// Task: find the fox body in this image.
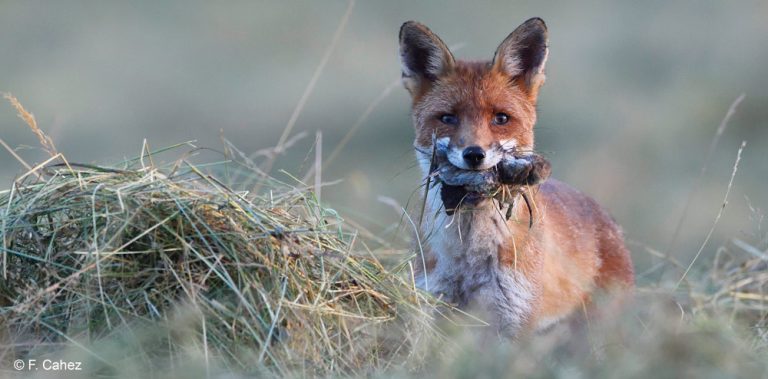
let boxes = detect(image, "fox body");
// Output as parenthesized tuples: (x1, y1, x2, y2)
(400, 18, 634, 336)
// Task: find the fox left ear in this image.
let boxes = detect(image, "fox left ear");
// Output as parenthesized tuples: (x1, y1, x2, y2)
(493, 17, 549, 100)
(399, 21, 455, 96)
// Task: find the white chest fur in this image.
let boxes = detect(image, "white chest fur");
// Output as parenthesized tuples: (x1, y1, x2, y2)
(415, 151, 535, 335)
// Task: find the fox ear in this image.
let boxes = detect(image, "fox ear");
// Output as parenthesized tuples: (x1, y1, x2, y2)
(493, 18, 549, 100)
(399, 21, 455, 94)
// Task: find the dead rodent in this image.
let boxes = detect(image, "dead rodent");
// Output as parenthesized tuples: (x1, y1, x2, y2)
(430, 145, 551, 216)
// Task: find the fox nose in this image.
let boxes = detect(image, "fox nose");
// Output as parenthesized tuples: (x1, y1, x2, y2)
(462, 146, 486, 167)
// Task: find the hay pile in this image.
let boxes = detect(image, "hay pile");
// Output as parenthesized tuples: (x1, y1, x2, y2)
(0, 153, 443, 376)
(693, 242, 768, 346)
(0, 98, 442, 377)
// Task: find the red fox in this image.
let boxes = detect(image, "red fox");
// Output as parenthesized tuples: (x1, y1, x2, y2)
(400, 18, 634, 336)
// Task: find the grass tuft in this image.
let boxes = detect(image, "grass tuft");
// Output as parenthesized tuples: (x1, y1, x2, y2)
(0, 142, 443, 377)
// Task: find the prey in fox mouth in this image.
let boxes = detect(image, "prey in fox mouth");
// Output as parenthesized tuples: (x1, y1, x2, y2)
(420, 138, 551, 218)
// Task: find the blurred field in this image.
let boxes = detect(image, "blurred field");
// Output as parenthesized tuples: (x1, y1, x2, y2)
(2, 0, 768, 377)
(2, 0, 768, 279)
(0, 1, 768, 280)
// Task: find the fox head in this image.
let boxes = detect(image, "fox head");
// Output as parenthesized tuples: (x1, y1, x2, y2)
(400, 18, 548, 172)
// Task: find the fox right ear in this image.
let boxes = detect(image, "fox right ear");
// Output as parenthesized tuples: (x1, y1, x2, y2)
(399, 21, 455, 95)
(493, 18, 549, 100)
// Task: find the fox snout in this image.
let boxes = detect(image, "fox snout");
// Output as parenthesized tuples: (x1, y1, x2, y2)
(452, 145, 498, 170)
(436, 137, 514, 171)
(462, 146, 486, 168)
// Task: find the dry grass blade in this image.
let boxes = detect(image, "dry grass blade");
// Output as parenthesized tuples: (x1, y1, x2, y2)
(259, 0, 355, 183)
(2, 93, 58, 157)
(677, 141, 747, 288)
(660, 94, 745, 280)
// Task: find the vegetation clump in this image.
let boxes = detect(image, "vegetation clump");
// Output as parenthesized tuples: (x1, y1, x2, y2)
(0, 96, 440, 377)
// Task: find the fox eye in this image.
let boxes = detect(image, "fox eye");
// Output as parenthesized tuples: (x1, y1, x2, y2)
(439, 114, 459, 125)
(493, 113, 510, 125)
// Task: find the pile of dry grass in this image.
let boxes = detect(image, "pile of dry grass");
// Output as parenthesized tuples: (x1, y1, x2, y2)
(0, 96, 443, 377)
(692, 241, 768, 349)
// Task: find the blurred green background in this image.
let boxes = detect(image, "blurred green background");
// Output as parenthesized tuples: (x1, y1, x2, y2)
(2, 0, 767, 281)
